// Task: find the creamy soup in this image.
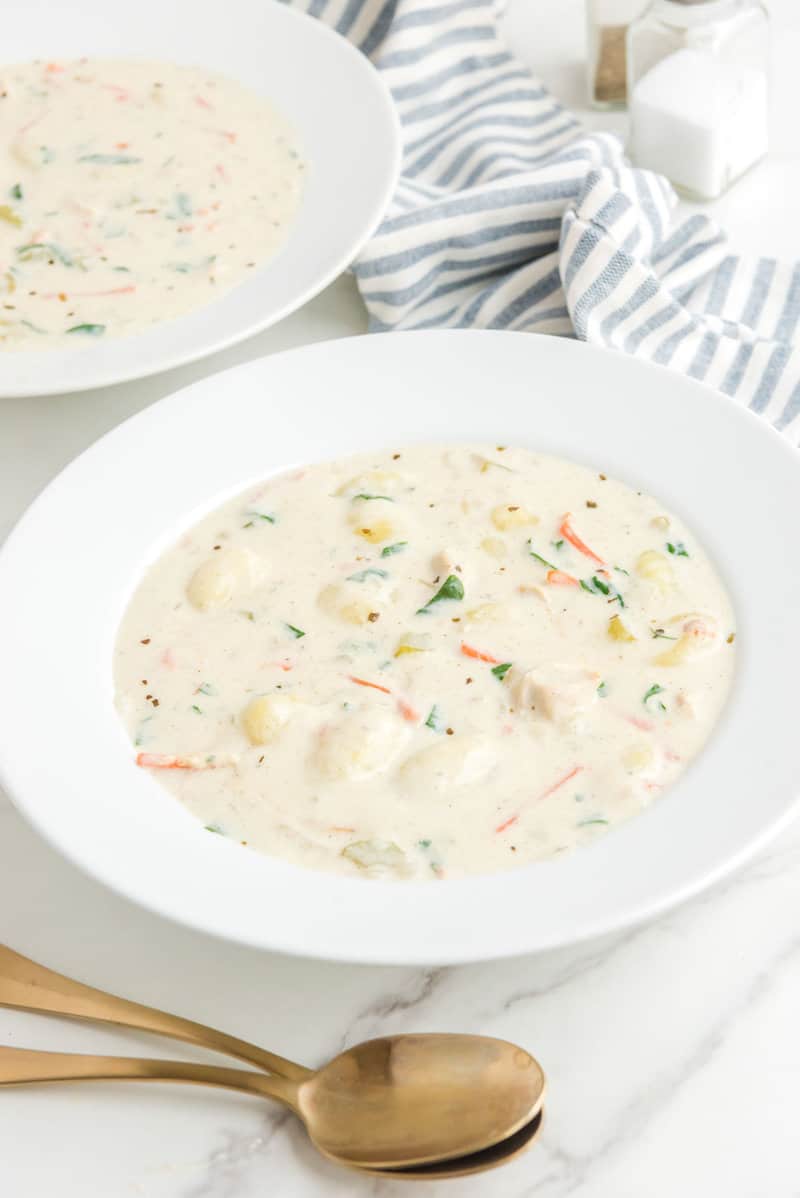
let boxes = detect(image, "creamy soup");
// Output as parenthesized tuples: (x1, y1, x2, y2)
(0, 59, 304, 347)
(114, 445, 736, 881)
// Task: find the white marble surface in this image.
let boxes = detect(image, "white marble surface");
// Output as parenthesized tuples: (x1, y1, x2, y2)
(2, 2, 800, 1194)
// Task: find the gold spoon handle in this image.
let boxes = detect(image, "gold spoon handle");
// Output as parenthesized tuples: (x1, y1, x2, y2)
(0, 945, 310, 1081)
(0, 1044, 300, 1108)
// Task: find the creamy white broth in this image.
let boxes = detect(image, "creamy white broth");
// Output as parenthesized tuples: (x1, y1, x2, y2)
(0, 59, 304, 347)
(114, 445, 736, 880)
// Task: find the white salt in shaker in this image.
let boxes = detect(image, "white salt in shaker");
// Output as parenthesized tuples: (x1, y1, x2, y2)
(627, 0, 769, 199)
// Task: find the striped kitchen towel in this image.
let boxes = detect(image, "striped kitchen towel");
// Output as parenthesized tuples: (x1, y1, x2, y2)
(292, 0, 800, 439)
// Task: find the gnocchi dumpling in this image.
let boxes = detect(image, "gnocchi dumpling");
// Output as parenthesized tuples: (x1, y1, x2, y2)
(464, 602, 514, 624)
(490, 504, 539, 531)
(510, 663, 600, 724)
(399, 737, 496, 794)
(314, 706, 409, 780)
(341, 839, 411, 878)
(187, 547, 263, 611)
(335, 470, 407, 499)
(635, 550, 674, 593)
(480, 536, 508, 560)
(318, 575, 391, 625)
(346, 497, 399, 545)
(241, 694, 300, 746)
(654, 614, 720, 666)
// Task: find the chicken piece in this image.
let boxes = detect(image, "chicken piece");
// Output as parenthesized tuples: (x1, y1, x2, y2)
(510, 663, 600, 724)
(431, 547, 467, 581)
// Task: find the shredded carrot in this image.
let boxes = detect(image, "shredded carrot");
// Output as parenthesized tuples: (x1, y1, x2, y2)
(460, 642, 500, 664)
(396, 698, 420, 723)
(194, 95, 213, 110)
(42, 285, 136, 300)
(539, 764, 584, 800)
(496, 765, 584, 834)
(546, 569, 579, 587)
(136, 753, 198, 770)
(136, 752, 235, 771)
(102, 84, 130, 102)
(625, 714, 654, 732)
(348, 675, 392, 695)
(495, 815, 518, 834)
(45, 63, 65, 74)
(559, 514, 606, 567)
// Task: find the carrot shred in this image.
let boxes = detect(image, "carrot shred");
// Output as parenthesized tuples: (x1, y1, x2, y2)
(460, 642, 500, 664)
(495, 815, 518, 834)
(496, 765, 584, 834)
(626, 714, 654, 732)
(539, 764, 584, 800)
(348, 675, 392, 695)
(136, 753, 195, 770)
(559, 514, 606, 567)
(546, 569, 579, 587)
(397, 698, 420, 723)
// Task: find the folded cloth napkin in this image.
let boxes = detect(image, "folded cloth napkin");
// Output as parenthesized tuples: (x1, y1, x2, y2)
(292, 0, 800, 439)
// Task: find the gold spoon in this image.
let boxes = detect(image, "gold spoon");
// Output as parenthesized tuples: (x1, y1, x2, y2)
(0, 1041, 544, 1178)
(0, 946, 545, 1174)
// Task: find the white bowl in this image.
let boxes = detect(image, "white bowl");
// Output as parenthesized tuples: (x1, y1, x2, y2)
(0, 0, 400, 397)
(0, 331, 797, 964)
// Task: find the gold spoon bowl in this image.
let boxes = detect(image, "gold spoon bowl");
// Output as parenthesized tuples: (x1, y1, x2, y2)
(0, 946, 545, 1177)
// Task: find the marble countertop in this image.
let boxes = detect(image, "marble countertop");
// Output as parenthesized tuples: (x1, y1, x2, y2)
(3, 2, 800, 1194)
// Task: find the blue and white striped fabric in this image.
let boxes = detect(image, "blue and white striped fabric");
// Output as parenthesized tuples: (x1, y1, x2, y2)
(292, 0, 800, 439)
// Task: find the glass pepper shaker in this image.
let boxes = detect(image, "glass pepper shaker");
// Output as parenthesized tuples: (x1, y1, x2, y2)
(586, 1, 649, 109)
(627, 0, 770, 199)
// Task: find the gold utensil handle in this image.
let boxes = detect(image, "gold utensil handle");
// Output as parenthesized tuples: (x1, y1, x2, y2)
(0, 1044, 300, 1108)
(0, 945, 309, 1081)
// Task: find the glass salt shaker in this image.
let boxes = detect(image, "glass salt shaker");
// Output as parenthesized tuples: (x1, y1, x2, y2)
(627, 0, 770, 199)
(586, 1, 649, 109)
